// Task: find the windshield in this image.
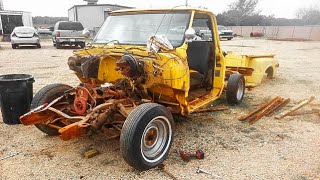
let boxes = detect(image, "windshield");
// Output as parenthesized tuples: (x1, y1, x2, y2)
(93, 12, 191, 47)
(58, 22, 84, 31)
(218, 25, 227, 31)
(14, 27, 35, 33)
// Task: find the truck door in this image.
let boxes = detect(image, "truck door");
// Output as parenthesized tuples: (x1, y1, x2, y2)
(187, 13, 215, 91)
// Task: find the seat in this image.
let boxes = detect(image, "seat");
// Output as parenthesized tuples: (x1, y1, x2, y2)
(187, 41, 214, 89)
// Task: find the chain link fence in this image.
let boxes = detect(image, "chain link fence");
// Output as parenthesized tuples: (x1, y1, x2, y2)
(228, 26, 320, 41)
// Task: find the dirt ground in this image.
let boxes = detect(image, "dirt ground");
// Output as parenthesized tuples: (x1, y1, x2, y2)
(0, 38, 319, 180)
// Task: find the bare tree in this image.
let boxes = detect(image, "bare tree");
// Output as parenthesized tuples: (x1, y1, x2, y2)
(228, 0, 260, 25)
(296, 7, 320, 25)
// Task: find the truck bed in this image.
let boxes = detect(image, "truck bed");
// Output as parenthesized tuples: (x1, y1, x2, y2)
(225, 53, 278, 87)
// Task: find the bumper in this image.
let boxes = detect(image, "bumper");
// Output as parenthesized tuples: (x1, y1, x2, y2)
(56, 38, 85, 44)
(11, 37, 40, 45)
(220, 35, 233, 39)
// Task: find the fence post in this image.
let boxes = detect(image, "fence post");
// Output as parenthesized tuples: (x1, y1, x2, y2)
(292, 26, 296, 39)
(309, 26, 313, 40)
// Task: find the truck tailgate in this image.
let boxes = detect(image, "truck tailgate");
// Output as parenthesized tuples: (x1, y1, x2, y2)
(58, 30, 83, 38)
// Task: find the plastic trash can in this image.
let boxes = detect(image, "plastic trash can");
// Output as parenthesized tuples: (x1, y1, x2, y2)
(0, 74, 34, 125)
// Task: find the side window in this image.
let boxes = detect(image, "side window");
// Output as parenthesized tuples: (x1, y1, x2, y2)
(55, 23, 59, 31)
(192, 13, 213, 41)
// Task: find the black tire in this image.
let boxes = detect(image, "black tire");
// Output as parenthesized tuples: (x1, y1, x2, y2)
(226, 74, 245, 105)
(227, 38, 233, 40)
(53, 43, 56, 47)
(56, 42, 61, 49)
(37, 44, 41, 48)
(12, 44, 17, 49)
(120, 103, 174, 171)
(200, 33, 205, 40)
(31, 83, 72, 136)
(80, 42, 85, 49)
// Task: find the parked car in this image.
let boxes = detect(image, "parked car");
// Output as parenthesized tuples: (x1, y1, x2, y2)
(52, 21, 86, 49)
(37, 28, 53, 35)
(170, 26, 187, 33)
(218, 25, 233, 40)
(10, 26, 41, 49)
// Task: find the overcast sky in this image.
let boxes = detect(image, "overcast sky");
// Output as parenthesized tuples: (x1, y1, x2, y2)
(2, 0, 320, 19)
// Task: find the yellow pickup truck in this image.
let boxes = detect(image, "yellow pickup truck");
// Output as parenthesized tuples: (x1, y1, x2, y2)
(20, 8, 278, 170)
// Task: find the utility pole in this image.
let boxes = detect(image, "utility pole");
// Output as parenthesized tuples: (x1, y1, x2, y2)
(185, 0, 188, 6)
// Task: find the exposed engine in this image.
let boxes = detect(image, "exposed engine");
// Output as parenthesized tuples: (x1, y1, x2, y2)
(116, 54, 145, 80)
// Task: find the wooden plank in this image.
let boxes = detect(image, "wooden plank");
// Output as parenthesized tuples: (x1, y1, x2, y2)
(265, 98, 291, 117)
(275, 96, 315, 119)
(288, 109, 320, 116)
(239, 97, 281, 121)
(249, 98, 284, 124)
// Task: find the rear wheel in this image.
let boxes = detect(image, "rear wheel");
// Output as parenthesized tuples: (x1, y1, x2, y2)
(56, 42, 61, 49)
(120, 103, 174, 171)
(31, 84, 73, 136)
(226, 74, 245, 105)
(12, 44, 17, 49)
(80, 42, 85, 49)
(227, 38, 233, 40)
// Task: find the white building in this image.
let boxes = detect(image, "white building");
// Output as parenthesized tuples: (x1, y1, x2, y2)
(68, 4, 132, 34)
(0, 0, 33, 35)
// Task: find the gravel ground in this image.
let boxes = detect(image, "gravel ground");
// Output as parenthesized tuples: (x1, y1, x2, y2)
(0, 38, 319, 180)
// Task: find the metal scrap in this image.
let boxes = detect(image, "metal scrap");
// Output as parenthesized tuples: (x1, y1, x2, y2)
(0, 152, 19, 161)
(275, 96, 315, 119)
(265, 98, 291, 117)
(239, 97, 290, 124)
(158, 164, 178, 180)
(196, 167, 222, 179)
(193, 106, 229, 113)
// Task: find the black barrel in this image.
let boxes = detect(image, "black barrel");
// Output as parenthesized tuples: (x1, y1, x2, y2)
(0, 74, 34, 125)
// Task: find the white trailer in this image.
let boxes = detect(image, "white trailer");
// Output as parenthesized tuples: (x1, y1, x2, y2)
(0, 10, 33, 35)
(68, 4, 132, 35)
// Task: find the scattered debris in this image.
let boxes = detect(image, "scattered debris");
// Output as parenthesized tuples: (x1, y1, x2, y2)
(287, 109, 320, 116)
(250, 32, 264, 37)
(83, 149, 100, 158)
(0, 152, 19, 161)
(239, 96, 289, 124)
(158, 164, 178, 180)
(265, 98, 291, 117)
(196, 167, 222, 179)
(147, 34, 173, 52)
(179, 149, 205, 161)
(193, 106, 229, 113)
(275, 96, 315, 119)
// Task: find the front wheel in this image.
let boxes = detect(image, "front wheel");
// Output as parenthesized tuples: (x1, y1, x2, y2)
(31, 83, 73, 136)
(120, 103, 174, 171)
(226, 74, 245, 105)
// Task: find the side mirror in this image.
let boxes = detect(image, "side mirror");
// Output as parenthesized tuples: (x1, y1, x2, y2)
(185, 28, 196, 40)
(83, 28, 90, 38)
